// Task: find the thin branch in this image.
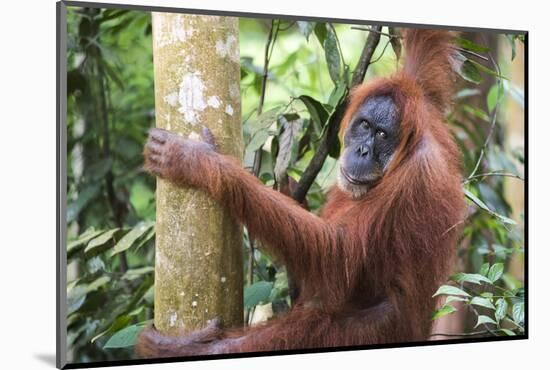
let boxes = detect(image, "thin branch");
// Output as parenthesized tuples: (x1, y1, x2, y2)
(278, 21, 295, 32)
(463, 171, 524, 184)
(467, 51, 503, 179)
(454, 46, 489, 61)
(430, 331, 493, 338)
(350, 26, 401, 39)
(467, 303, 499, 336)
(351, 26, 382, 87)
(368, 39, 392, 65)
(442, 218, 468, 236)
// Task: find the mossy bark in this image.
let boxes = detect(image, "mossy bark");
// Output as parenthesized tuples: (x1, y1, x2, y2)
(151, 13, 243, 334)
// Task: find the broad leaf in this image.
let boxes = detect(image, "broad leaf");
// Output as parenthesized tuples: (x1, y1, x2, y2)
(247, 107, 281, 138)
(445, 296, 468, 304)
(451, 53, 482, 84)
(470, 296, 495, 310)
(274, 115, 302, 185)
(296, 21, 315, 41)
(84, 228, 125, 257)
(475, 315, 497, 328)
(487, 263, 504, 283)
(67, 276, 111, 315)
(246, 129, 270, 153)
(498, 328, 516, 336)
(67, 184, 101, 223)
(103, 323, 147, 349)
(454, 37, 490, 53)
(433, 285, 471, 297)
(487, 83, 504, 113)
(122, 267, 154, 281)
(244, 281, 273, 308)
(388, 27, 402, 60)
(495, 298, 508, 322)
(67, 229, 104, 260)
(512, 302, 524, 324)
(110, 221, 154, 257)
(480, 263, 490, 277)
(464, 188, 517, 225)
(91, 315, 132, 343)
(299, 95, 329, 135)
(322, 24, 342, 85)
(432, 305, 456, 320)
(452, 272, 492, 285)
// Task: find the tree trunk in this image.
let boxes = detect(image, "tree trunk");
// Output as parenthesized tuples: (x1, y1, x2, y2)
(151, 13, 243, 334)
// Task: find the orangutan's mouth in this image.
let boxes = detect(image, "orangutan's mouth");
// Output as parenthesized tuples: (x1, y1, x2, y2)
(341, 169, 369, 186)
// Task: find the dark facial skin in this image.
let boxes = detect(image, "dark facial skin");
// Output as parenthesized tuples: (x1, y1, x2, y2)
(339, 95, 400, 197)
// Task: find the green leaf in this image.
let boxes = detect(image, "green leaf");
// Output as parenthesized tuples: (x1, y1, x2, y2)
(506, 35, 517, 60)
(470, 296, 495, 310)
(84, 228, 124, 257)
(67, 286, 87, 315)
(130, 181, 155, 219)
(135, 226, 156, 251)
(455, 88, 480, 99)
(122, 267, 154, 281)
(246, 129, 270, 153)
(445, 296, 468, 304)
(274, 115, 302, 184)
(269, 271, 290, 301)
(296, 21, 315, 41)
(110, 221, 154, 257)
(389, 27, 402, 60)
(487, 263, 504, 283)
(462, 104, 490, 123)
(464, 188, 517, 225)
(433, 285, 471, 297)
(498, 328, 516, 336)
(475, 315, 497, 328)
(480, 263, 490, 277)
(487, 83, 504, 113)
(495, 298, 508, 322)
(91, 315, 132, 343)
(67, 228, 104, 259)
(67, 184, 101, 223)
(313, 22, 328, 46)
(502, 273, 522, 291)
(103, 323, 147, 349)
(244, 281, 273, 308)
(87, 276, 111, 291)
(100, 58, 124, 90)
(432, 305, 456, 320)
(327, 81, 347, 110)
(454, 37, 490, 53)
(454, 56, 482, 84)
(87, 256, 105, 274)
(452, 272, 492, 285)
(469, 59, 509, 80)
(247, 107, 281, 137)
(324, 29, 341, 84)
(512, 302, 524, 324)
(67, 276, 111, 315)
(298, 95, 329, 135)
(86, 158, 113, 181)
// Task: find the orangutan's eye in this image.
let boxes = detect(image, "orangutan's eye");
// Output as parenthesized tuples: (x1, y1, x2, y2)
(376, 130, 387, 139)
